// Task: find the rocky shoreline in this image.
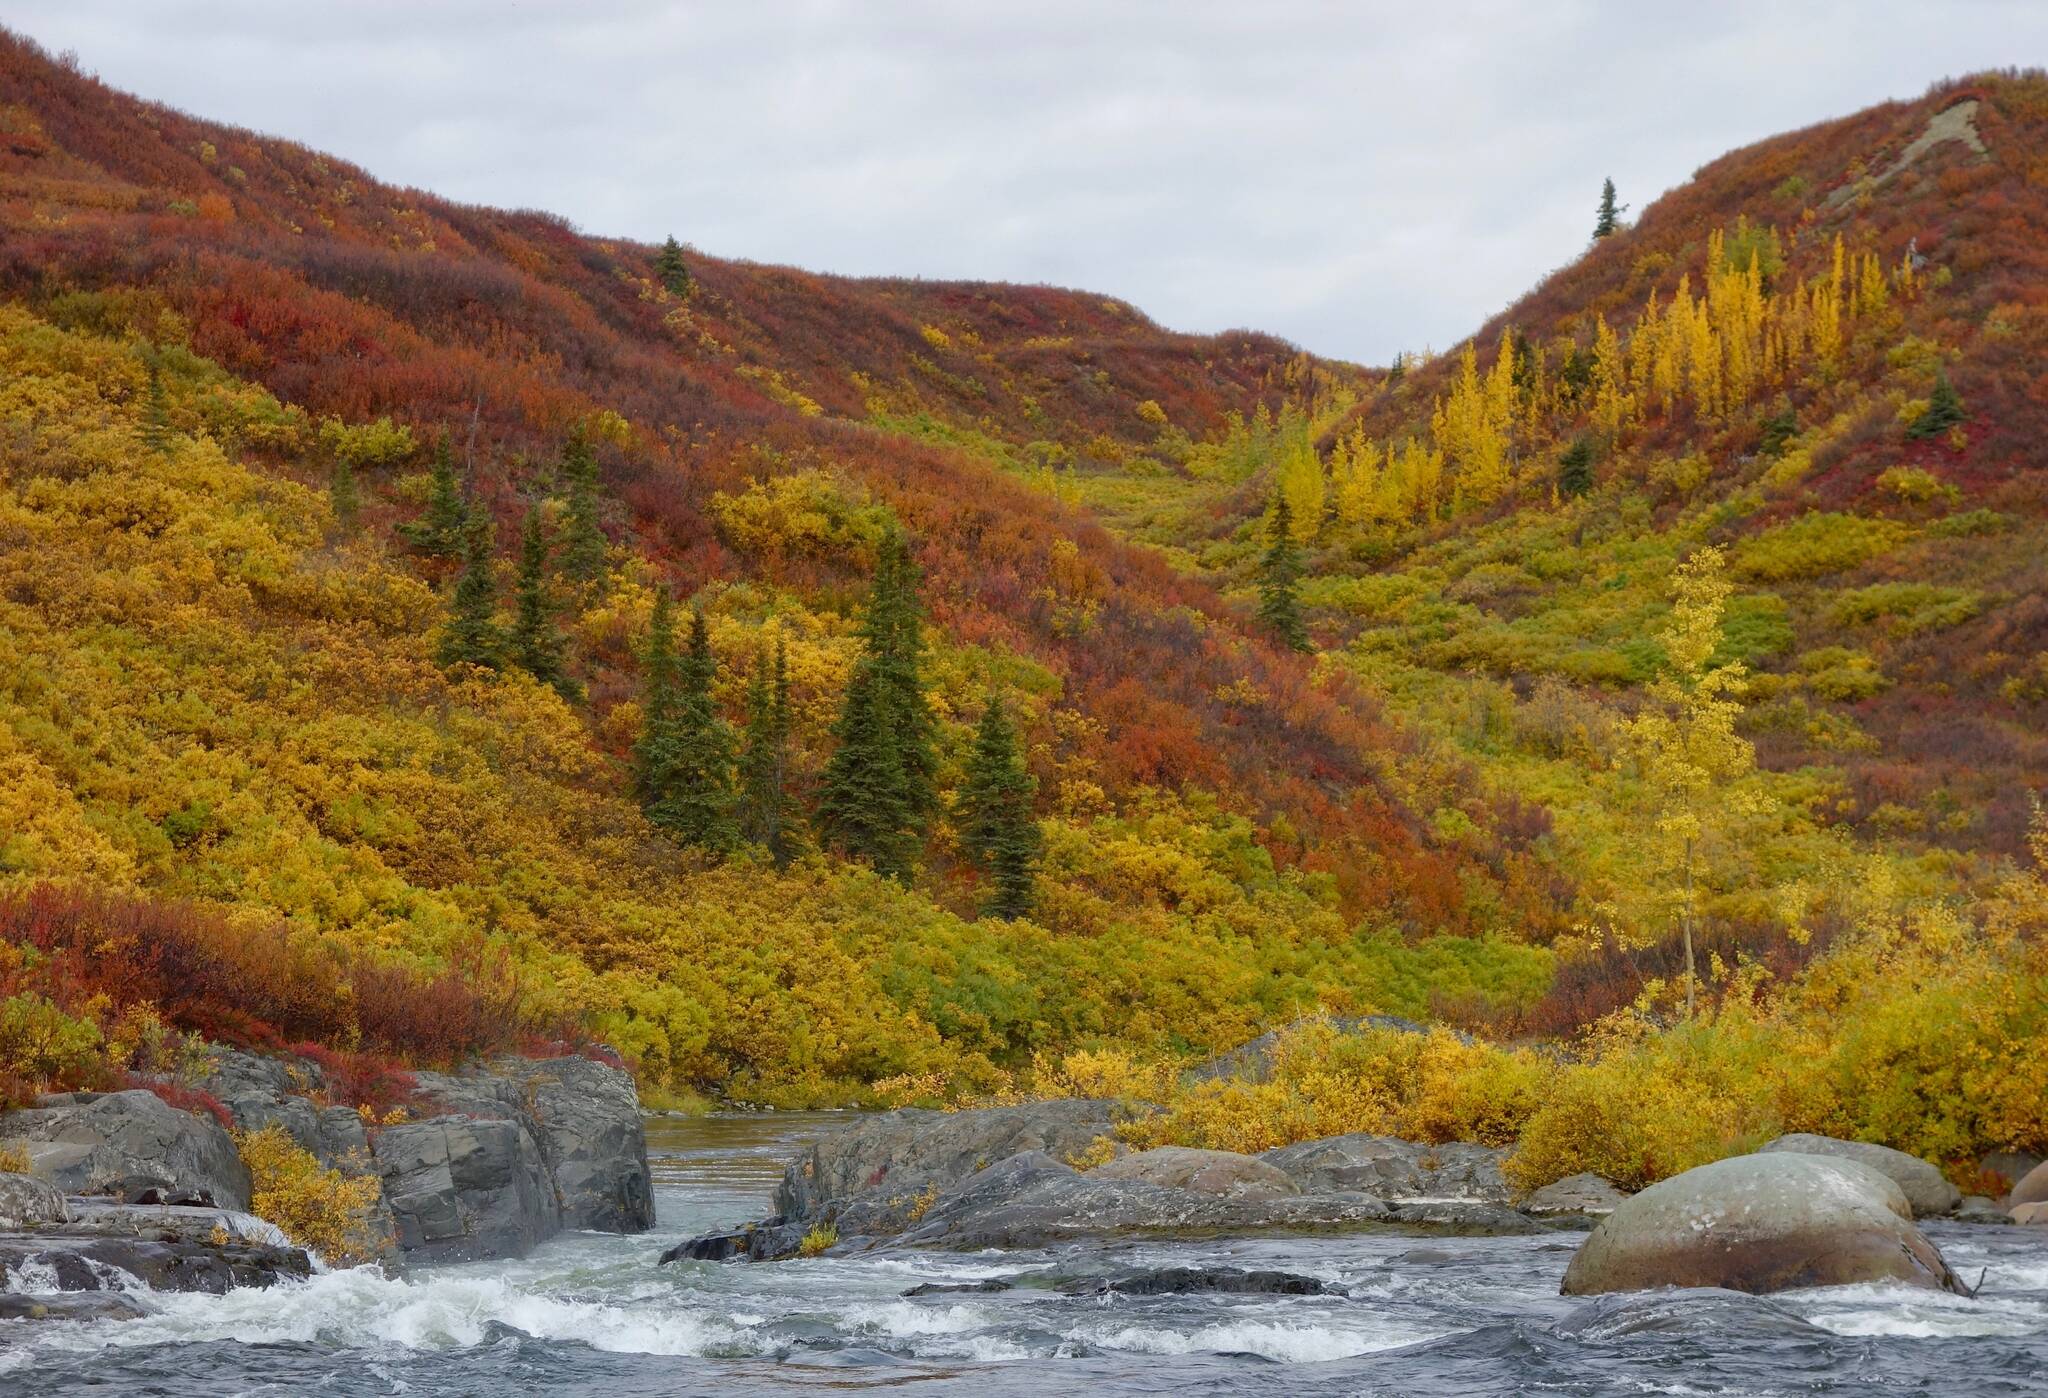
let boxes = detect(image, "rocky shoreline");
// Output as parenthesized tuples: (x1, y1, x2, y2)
(0, 1048, 656, 1315)
(662, 1098, 2041, 1293)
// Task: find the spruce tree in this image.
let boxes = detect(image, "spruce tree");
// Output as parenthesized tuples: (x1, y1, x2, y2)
(330, 456, 361, 533)
(509, 505, 580, 701)
(633, 588, 683, 803)
(1558, 437, 1595, 498)
(402, 437, 470, 557)
(957, 693, 1040, 920)
(1256, 493, 1311, 653)
(655, 236, 692, 297)
(817, 534, 937, 879)
(436, 518, 502, 672)
(1593, 178, 1625, 240)
(646, 607, 737, 852)
(555, 430, 608, 589)
(140, 358, 172, 455)
(738, 637, 797, 867)
(1907, 369, 1965, 439)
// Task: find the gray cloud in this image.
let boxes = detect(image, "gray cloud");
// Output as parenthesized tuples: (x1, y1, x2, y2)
(10, 1, 2043, 361)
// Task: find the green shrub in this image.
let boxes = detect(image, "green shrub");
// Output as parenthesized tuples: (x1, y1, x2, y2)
(1733, 513, 1910, 582)
(1828, 583, 1984, 636)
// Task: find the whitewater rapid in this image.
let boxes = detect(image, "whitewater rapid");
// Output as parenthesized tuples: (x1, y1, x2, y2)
(5, 1112, 2046, 1396)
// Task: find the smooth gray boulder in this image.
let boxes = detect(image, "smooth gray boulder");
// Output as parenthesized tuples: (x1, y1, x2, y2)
(485, 1057, 654, 1232)
(0, 1171, 70, 1228)
(774, 1100, 1124, 1220)
(370, 1115, 559, 1263)
(2006, 1158, 2048, 1210)
(1523, 1172, 1629, 1216)
(1757, 1134, 1960, 1217)
(1090, 1146, 1301, 1200)
(1560, 1153, 1965, 1297)
(0, 1090, 250, 1210)
(1260, 1133, 1509, 1202)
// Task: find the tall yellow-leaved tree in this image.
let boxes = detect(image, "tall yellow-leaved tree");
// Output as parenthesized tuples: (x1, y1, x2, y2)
(1625, 546, 1766, 1017)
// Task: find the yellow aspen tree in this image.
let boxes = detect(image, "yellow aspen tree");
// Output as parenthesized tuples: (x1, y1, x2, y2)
(1623, 546, 1767, 1018)
(1856, 250, 1889, 319)
(1896, 250, 1917, 301)
(1276, 424, 1325, 544)
(1592, 314, 1631, 435)
(1332, 430, 1381, 528)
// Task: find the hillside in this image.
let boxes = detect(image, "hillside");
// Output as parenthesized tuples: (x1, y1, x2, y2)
(0, 31, 2045, 1181)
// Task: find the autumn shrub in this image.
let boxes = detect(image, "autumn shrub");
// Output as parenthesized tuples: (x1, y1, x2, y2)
(236, 1124, 388, 1266)
(1732, 513, 1911, 582)
(0, 1144, 29, 1173)
(0, 992, 104, 1095)
(129, 1077, 233, 1131)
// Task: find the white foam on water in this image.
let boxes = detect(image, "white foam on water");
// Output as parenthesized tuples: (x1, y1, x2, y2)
(840, 1299, 1008, 1338)
(1790, 1280, 2048, 1340)
(1073, 1316, 1443, 1364)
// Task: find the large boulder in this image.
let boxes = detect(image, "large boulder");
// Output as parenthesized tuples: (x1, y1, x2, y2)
(1560, 1153, 1965, 1297)
(0, 1171, 70, 1228)
(1090, 1146, 1301, 1200)
(0, 1232, 310, 1294)
(0, 1090, 250, 1210)
(369, 1115, 560, 1263)
(2006, 1159, 2048, 1210)
(1260, 1133, 1510, 1202)
(1757, 1134, 1960, 1217)
(485, 1057, 654, 1232)
(774, 1100, 1123, 1220)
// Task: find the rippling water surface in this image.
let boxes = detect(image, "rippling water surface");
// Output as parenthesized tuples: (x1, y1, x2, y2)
(6, 1111, 2047, 1396)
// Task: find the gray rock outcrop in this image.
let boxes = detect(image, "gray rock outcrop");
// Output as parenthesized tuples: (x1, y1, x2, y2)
(1090, 1146, 1301, 1200)
(484, 1056, 654, 1232)
(0, 1171, 70, 1229)
(0, 1090, 250, 1210)
(1756, 1133, 1960, 1217)
(370, 1115, 560, 1264)
(1560, 1153, 1965, 1297)
(1522, 1172, 1629, 1216)
(1260, 1133, 1510, 1202)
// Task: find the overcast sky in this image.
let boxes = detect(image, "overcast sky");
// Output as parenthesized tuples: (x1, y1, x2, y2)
(10, 2, 2044, 362)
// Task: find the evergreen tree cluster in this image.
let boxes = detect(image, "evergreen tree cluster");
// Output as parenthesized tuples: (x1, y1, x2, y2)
(1257, 492, 1311, 652)
(655, 236, 693, 297)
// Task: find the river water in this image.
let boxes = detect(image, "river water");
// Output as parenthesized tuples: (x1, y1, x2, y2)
(5, 1111, 2047, 1395)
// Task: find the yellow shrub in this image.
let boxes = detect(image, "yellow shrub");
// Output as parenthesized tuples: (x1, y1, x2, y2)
(798, 1222, 838, 1257)
(0, 1144, 30, 1173)
(236, 1125, 387, 1267)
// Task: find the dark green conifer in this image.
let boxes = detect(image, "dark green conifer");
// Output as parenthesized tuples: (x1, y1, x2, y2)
(140, 358, 172, 455)
(655, 236, 692, 297)
(330, 456, 361, 533)
(738, 637, 797, 867)
(1594, 178, 1625, 240)
(957, 693, 1040, 920)
(817, 534, 936, 878)
(1558, 437, 1595, 498)
(645, 607, 737, 852)
(1256, 493, 1311, 653)
(633, 588, 683, 803)
(1907, 369, 1965, 439)
(509, 505, 580, 701)
(401, 437, 470, 557)
(1757, 406, 1798, 458)
(436, 517, 502, 672)
(555, 430, 608, 589)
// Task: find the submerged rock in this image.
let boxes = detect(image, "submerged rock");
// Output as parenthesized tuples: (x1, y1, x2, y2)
(901, 1278, 1014, 1296)
(1054, 1266, 1336, 1297)
(0, 1090, 251, 1210)
(660, 1219, 808, 1264)
(1260, 1133, 1510, 1203)
(1090, 1146, 1300, 1200)
(1757, 1134, 1961, 1217)
(0, 1291, 153, 1323)
(1387, 1199, 1543, 1234)
(1560, 1154, 1965, 1297)
(1955, 1195, 2014, 1225)
(1554, 1286, 1824, 1340)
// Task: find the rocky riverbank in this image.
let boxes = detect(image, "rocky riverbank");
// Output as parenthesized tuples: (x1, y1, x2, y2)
(0, 1048, 656, 1314)
(660, 1099, 2037, 1283)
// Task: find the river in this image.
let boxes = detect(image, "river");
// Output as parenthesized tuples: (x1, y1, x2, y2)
(5, 1111, 2047, 1395)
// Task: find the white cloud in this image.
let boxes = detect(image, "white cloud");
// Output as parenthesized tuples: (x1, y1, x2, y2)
(10, 0, 2044, 360)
